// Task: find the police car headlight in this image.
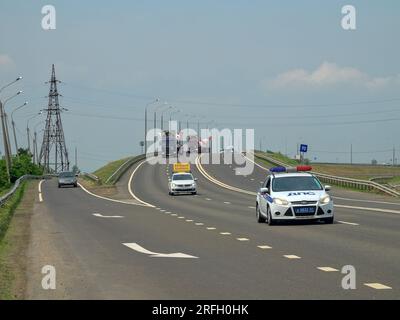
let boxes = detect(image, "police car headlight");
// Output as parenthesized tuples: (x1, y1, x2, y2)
(320, 195, 331, 204)
(273, 198, 289, 206)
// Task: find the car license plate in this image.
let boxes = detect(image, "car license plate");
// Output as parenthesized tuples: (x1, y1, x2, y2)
(294, 206, 315, 215)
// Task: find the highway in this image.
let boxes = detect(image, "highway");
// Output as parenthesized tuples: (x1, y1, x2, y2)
(30, 153, 400, 299)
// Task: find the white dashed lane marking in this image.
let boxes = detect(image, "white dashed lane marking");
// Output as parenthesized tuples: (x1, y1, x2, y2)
(317, 267, 339, 272)
(257, 245, 272, 249)
(205, 198, 212, 201)
(206, 227, 216, 230)
(248, 206, 256, 209)
(220, 232, 231, 235)
(284, 255, 301, 259)
(364, 283, 392, 290)
(195, 223, 204, 226)
(178, 216, 185, 219)
(223, 201, 231, 204)
(186, 219, 193, 222)
(39, 193, 43, 202)
(338, 220, 359, 226)
(237, 238, 249, 241)
(171, 214, 178, 216)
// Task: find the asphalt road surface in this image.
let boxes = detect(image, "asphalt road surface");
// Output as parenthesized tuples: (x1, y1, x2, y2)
(31, 153, 400, 299)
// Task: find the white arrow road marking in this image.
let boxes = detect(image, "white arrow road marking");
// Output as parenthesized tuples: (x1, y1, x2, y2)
(93, 213, 124, 218)
(122, 243, 198, 258)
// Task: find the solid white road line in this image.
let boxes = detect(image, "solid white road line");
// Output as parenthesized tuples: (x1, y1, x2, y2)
(195, 155, 256, 196)
(93, 213, 124, 218)
(128, 160, 156, 207)
(364, 283, 392, 290)
(39, 193, 43, 202)
(333, 196, 400, 206)
(197, 155, 400, 215)
(338, 220, 359, 226)
(123, 243, 198, 258)
(317, 267, 339, 272)
(283, 255, 301, 259)
(257, 245, 272, 249)
(78, 182, 147, 206)
(335, 204, 400, 215)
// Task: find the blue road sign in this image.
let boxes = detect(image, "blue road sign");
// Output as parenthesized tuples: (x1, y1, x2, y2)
(300, 144, 308, 153)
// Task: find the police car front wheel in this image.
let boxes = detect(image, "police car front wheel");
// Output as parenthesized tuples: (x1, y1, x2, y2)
(266, 206, 275, 226)
(256, 204, 266, 223)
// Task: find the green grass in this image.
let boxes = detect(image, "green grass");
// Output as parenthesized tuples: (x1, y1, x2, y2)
(256, 150, 299, 166)
(93, 157, 131, 184)
(0, 182, 26, 300)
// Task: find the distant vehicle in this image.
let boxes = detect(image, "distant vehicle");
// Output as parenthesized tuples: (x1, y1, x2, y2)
(169, 163, 197, 195)
(256, 166, 334, 225)
(168, 172, 197, 195)
(58, 171, 78, 188)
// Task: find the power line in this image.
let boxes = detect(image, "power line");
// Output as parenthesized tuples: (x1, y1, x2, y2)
(62, 82, 400, 109)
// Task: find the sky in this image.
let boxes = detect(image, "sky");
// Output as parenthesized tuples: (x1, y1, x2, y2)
(0, 0, 399, 171)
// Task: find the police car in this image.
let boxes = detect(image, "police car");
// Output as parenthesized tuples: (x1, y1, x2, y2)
(256, 166, 334, 225)
(168, 163, 197, 195)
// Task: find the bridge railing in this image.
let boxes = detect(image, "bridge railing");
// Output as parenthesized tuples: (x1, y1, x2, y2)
(105, 154, 146, 185)
(0, 175, 51, 207)
(253, 152, 400, 198)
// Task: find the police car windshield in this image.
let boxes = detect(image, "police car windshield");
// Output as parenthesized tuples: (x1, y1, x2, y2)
(173, 174, 193, 181)
(272, 176, 322, 192)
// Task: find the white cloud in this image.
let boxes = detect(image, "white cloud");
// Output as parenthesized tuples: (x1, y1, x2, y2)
(266, 61, 397, 90)
(0, 54, 14, 67)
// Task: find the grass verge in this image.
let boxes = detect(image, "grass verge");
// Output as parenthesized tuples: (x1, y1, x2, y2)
(93, 157, 131, 184)
(0, 181, 27, 300)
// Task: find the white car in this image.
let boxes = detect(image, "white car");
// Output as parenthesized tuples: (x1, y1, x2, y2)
(169, 172, 197, 195)
(256, 166, 334, 225)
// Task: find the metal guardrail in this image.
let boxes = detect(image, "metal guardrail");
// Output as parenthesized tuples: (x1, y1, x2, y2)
(106, 154, 146, 184)
(82, 154, 146, 185)
(253, 152, 400, 198)
(82, 172, 100, 183)
(0, 174, 51, 207)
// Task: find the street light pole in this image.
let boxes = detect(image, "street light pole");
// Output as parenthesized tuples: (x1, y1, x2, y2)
(10, 101, 28, 156)
(0, 77, 22, 182)
(0, 101, 11, 182)
(160, 106, 172, 132)
(144, 99, 159, 154)
(3, 91, 23, 159)
(26, 112, 42, 155)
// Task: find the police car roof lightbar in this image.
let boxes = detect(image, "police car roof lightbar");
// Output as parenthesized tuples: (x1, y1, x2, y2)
(269, 166, 312, 173)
